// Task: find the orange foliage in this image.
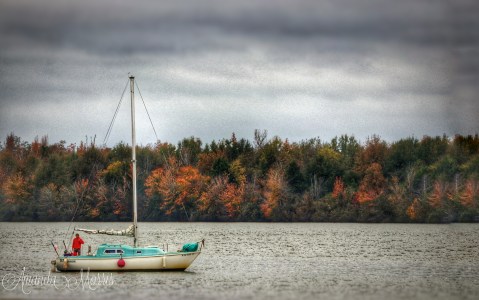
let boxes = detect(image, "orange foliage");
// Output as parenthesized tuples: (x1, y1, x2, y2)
(2, 174, 31, 204)
(145, 158, 209, 216)
(197, 176, 245, 218)
(332, 177, 345, 199)
(459, 180, 478, 208)
(144, 168, 164, 198)
(355, 163, 385, 203)
(198, 176, 227, 214)
(175, 166, 208, 207)
(222, 182, 245, 218)
(261, 167, 289, 219)
(355, 135, 387, 174)
(31, 137, 41, 157)
(113, 200, 127, 216)
(407, 198, 421, 221)
(74, 178, 89, 196)
(355, 190, 377, 204)
(428, 181, 446, 208)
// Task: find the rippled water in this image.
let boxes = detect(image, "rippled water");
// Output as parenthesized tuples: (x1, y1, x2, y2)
(0, 223, 478, 300)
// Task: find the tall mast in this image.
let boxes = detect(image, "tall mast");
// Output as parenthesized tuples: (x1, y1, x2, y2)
(129, 75, 138, 247)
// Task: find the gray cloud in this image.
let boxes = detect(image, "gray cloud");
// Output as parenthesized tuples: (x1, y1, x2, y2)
(0, 0, 478, 145)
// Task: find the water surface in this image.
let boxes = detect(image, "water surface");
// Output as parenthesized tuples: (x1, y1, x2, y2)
(0, 223, 478, 299)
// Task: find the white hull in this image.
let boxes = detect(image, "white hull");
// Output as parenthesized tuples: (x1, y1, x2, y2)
(54, 252, 200, 272)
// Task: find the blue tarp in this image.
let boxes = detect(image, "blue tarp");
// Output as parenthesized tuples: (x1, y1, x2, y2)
(181, 242, 198, 252)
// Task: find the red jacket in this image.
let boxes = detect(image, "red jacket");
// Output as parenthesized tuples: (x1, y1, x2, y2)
(72, 237, 84, 249)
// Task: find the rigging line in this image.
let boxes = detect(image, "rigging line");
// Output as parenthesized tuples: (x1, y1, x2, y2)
(103, 79, 129, 145)
(63, 190, 83, 243)
(105, 79, 129, 144)
(135, 80, 159, 141)
(104, 80, 128, 145)
(63, 180, 88, 244)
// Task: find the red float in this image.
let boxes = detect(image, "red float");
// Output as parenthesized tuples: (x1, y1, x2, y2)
(117, 258, 125, 268)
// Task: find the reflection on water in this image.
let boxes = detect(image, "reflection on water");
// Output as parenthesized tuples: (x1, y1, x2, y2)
(1, 223, 478, 299)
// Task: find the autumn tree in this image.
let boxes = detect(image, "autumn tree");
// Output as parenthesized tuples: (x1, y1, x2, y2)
(1, 173, 33, 220)
(459, 179, 478, 208)
(198, 176, 228, 220)
(2, 131, 479, 222)
(222, 181, 246, 219)
(261, 166, 293, 221)
(407, 198, 425, 221)
(332, 177, 346, 200)
(38, 183, 75, 221)
(2, 173, 32, 205)
(425, 180, 453, 222)
(145, 157, 209, 220)
(229, 159, 246, 185)
(455, 179, 479, 221)
(355, 163, 386, 203)
(428, 181, 449, 209)
(355, 135, 388, 176)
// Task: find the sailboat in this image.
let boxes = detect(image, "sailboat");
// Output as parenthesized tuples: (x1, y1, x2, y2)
(51, 75, 203, 271)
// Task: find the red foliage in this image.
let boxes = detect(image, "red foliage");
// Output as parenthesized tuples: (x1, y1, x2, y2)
(332, 177, 345, 200)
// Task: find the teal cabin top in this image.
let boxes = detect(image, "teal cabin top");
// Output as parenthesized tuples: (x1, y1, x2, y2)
(95, 244, 166, 257)
(61, 242, 199, 258)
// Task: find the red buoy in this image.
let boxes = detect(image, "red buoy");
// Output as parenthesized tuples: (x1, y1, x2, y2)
(117, 258, 125, 268)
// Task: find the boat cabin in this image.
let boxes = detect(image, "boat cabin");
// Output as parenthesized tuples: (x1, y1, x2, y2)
(95, 244, 165, 257)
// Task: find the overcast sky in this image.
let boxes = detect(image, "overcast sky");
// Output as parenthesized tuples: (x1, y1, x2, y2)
(0, 0, 478, 146)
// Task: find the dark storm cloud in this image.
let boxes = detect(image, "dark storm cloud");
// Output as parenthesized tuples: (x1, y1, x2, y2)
(0, 0, 478, 145)
(0, 0, 453, 54)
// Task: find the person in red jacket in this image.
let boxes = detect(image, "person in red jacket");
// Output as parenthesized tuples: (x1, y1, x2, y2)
(72, 233, 84, 256)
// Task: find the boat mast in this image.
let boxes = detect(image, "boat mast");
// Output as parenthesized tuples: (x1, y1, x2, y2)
(129, 74, 139, 247)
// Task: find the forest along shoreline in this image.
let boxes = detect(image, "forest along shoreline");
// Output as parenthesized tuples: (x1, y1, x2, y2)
(1, 131, 478, 223)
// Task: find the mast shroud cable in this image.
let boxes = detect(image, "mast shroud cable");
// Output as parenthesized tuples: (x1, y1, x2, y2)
(135, 80, 159, 142)
(103, 79, 129, 145)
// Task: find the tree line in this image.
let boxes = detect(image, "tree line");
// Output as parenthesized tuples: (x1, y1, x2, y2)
(1, 131, 478, 222)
